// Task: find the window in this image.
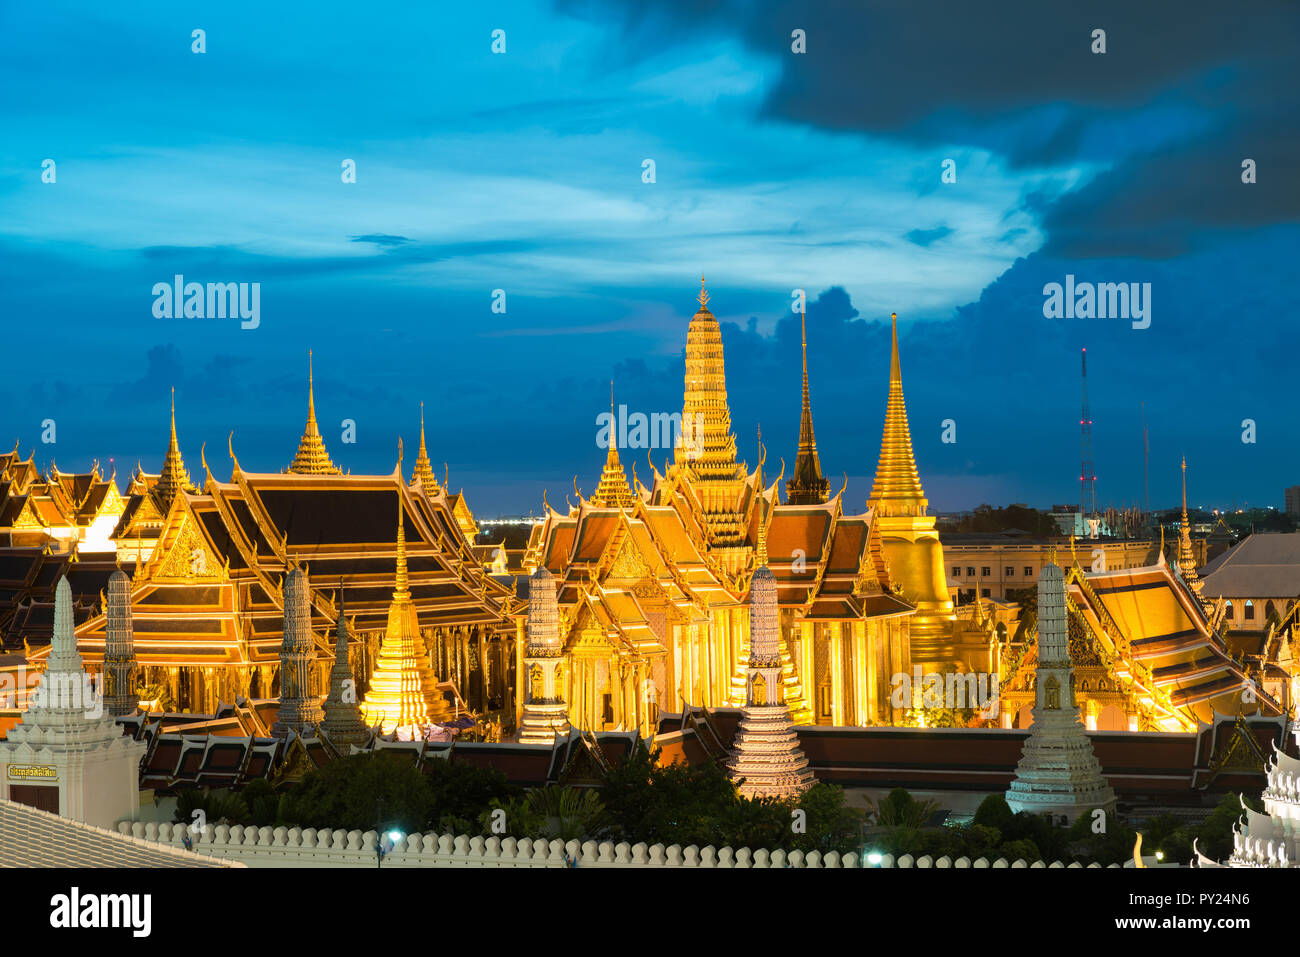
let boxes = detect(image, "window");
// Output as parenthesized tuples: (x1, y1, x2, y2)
(1024, 566, 1033, 577)
(1245, 601, 1255, 621)
(981, 567, 991, 577)
(981, 588, 991, 598)
(1225, 601, 1234, 620)
(952, 566, 961, 577)
(967, 567, 976, 577)
(1005, 566, 1015, 577)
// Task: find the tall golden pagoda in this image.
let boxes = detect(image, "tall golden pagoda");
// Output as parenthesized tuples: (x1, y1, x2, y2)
(287, 350, 342, 475)
(867, 313, 956, 666)
(673, 278, 747, 546)
(359, 465, 451, 733)
(155, 388, 197, 513)
(590, 385, 635, 509)
(786, 303, 830, 505)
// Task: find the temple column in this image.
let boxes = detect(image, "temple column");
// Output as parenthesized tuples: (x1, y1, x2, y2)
(865, 620, 880, 724)
(515, 618, 525, 729)
(478, 628, 488, 711)
(851, 621, 865, 726)
(830, 621, 845, 726)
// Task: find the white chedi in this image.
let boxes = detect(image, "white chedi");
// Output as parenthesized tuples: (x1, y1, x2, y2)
(727, 565, 813, 799)
(1005, 563, 1115, 823)
(1226, 739, 1300, 867)
(518, 568, 572, 744)
(0, 576, 147, 827)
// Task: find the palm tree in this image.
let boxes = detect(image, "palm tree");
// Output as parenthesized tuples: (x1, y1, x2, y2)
(526, 785, 607, 840)
(866, 788, 940, 828)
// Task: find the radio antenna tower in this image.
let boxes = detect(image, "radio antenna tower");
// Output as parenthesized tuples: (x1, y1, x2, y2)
(1080, 348, 1097, 519)
(1141, 402, 1149, 515)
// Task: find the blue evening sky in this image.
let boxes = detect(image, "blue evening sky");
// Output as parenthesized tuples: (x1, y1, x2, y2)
(1, 1, 1297, 515)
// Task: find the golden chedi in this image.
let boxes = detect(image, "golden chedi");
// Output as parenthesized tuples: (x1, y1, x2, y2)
(360, 489, 451, 734)
(867, 313, 956, 667)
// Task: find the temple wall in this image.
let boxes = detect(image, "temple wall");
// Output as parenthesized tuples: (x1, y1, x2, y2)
(113, 820, 1128, 868)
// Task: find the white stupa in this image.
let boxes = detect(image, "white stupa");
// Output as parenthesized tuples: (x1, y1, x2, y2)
(517, 568, 572, 744)
(727, 453, 813, 800)
(1225, 728, 1300, 867)
(1006, 562, 1116, 823)
(0, 576, 146, 827)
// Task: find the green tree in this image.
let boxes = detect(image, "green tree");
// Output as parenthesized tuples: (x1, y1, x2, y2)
(279, 752, 432, 832)
(867, 788, 939, 828)
(174, 787, 250, 827)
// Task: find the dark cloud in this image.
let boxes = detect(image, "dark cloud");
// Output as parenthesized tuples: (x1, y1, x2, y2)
(560, 0, 1300, 257)
(905, 226, 954, 247)
(350, 234, 412, 247)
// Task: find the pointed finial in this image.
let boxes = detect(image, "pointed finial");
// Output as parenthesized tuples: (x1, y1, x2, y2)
(697, 276, 710, 310)
(394, 486, 410, 600)
(756, 424, 768, 568)
(889, 312, 902, 383)
(801, 298, 809, 372)
(1182, 456, 1189, 517)
(170, 386, 177, 441)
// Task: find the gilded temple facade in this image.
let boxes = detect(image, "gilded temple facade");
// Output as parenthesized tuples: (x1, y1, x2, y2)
(999, 549, 1280, 732)
(26, 367, 517, 722)
(520, 284, 989, 736)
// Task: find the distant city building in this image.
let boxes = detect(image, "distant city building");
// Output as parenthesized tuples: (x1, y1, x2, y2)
(1286, 486, 1300, 517)
(944, 536, 1172, 602)
(1201, 532, 1300, 634)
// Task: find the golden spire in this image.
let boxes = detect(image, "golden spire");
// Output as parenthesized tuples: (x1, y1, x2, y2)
(412, 402, 439, 491)
(675, 278, 744, 483)
(1178, 457, 1203, 594)
(287, 350, 342, 475)
(591, 381, 634, 509)
(755, 425, 768, 568)
(787, 299, 830, 505)
(155, 387, 196, 512)
(395, 484, 410, 600)
(867, 312, 927, 517)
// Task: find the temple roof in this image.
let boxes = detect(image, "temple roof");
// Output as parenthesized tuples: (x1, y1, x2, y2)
(0, 797, 240, 868)
(60, 467, 513, 666)
(528, 468, 908, 625)
(1069, 561, 1279, 723)
(1200, 532, 1300, 598)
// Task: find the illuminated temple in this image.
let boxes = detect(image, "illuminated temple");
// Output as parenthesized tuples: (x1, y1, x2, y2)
(0, 284, 1285, 750)
(17, 363, 516, 722)
(520, 283, 998, 736)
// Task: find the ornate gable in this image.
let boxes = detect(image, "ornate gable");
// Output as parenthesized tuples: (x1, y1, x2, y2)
(143, 500, 226, 584)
